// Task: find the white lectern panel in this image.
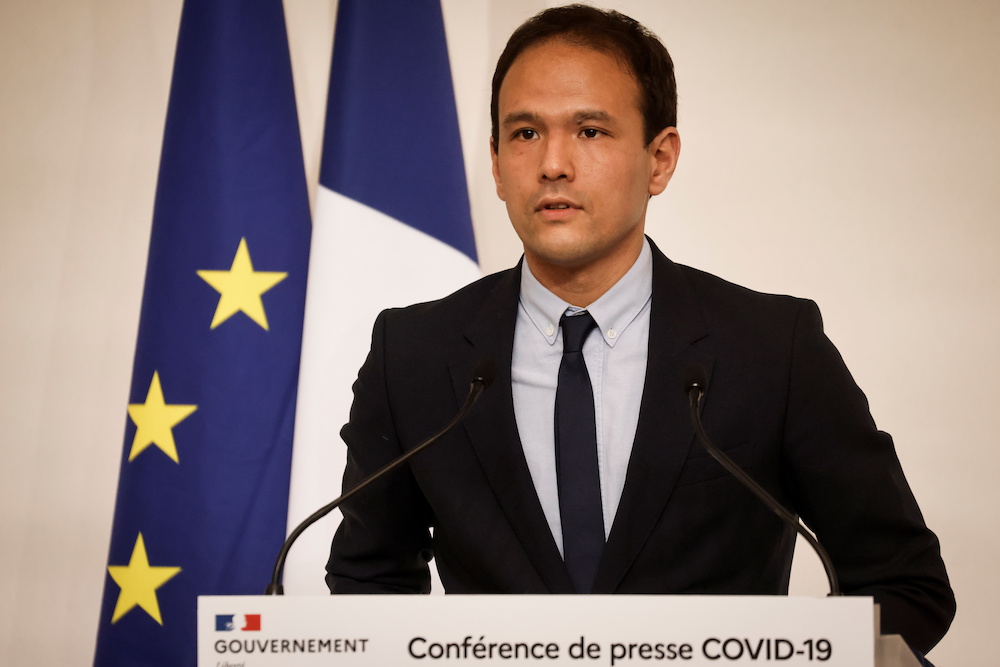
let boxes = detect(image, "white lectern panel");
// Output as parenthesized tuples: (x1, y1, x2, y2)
(199, 595, 873, 666)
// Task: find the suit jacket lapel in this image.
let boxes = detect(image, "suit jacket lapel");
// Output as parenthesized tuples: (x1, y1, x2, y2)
(594, 243, 714, 592)
(448, 264, 576, 593)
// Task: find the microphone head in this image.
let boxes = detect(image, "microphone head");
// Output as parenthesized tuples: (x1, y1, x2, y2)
(471, 358, 498, 389)
(682, 363, 709, 395)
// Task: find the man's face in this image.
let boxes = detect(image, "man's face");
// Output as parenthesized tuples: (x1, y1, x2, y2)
(491, 39, 678, 277)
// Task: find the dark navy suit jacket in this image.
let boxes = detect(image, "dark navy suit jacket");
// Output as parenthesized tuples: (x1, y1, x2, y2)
(327, 239, 954, 654)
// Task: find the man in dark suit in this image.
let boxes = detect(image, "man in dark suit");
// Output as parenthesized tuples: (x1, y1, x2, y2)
(327, 4, 954, 656)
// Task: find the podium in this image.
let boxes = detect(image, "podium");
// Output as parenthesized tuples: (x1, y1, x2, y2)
(198, 595, 919, 666)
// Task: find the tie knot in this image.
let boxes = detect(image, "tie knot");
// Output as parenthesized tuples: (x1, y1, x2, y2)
(560, 311, 597, 353)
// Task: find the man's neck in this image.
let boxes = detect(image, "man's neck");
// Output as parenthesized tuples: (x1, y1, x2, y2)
(525, 237, 645, 307)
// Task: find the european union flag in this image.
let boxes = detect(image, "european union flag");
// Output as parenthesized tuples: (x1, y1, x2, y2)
(94, 0, 310, 664)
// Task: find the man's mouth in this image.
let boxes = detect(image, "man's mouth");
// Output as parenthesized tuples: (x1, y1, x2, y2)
(537, 198, 578, 212)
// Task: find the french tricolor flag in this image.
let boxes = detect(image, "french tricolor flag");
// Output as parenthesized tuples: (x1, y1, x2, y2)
(284, 0, 480, 592)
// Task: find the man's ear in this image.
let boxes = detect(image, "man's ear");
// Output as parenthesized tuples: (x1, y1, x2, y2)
(490, 137, 505, 201)
(648, 127, 680, 197)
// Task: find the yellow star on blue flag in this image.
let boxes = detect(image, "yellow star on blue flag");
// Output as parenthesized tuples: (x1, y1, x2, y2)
(127, 371, 197, 463)
(197, 237, 287, 330)
(107, 533, 182, 625)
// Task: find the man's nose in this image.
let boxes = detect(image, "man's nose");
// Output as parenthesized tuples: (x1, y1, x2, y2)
(539, 135, 574, 182)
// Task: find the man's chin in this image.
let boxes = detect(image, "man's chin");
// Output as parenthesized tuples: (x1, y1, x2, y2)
(523, 243, 602, 272)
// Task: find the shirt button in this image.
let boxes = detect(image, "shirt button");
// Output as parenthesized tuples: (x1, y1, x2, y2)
(546, 324, 555, 337)
(607, 328, 617, 339)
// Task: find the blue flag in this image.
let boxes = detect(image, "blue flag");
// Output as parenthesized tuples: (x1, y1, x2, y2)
(94, 0, 310, 663)
(285, 0, 480, 592)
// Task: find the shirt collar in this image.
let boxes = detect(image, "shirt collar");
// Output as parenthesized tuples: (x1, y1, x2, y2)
(518, 238, 653, 348)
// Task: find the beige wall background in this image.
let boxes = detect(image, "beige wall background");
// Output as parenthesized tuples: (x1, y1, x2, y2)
(1, 0, 996, 663)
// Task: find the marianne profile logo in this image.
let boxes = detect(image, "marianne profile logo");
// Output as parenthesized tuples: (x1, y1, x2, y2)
(215, 614, 261, 632)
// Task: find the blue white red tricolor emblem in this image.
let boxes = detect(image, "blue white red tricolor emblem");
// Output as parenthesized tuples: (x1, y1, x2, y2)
(215, 614, 261, 631)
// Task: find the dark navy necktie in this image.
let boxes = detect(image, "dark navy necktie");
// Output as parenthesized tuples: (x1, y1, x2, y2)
(555, 310, 605, 593)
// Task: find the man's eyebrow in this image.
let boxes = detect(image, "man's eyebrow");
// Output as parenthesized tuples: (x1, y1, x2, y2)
(573, 110, 612, 124)
(500, 110, 542, 127)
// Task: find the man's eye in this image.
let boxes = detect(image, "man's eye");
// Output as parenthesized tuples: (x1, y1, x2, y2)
(581, 128, 601, 138)
(515, 129, 537, 140)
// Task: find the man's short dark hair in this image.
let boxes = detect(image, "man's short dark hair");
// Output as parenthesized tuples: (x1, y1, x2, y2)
(490, 4, 677, 149)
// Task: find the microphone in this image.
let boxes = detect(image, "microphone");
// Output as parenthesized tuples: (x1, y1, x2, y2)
(682, 364, 841, 596)
(265, 358, 498, 595)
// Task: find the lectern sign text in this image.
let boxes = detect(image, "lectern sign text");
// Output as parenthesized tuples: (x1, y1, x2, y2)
(198, 595, 873, 666)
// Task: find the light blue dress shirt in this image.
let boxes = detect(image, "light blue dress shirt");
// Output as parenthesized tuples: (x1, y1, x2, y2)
(512, 239, 653, 553)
